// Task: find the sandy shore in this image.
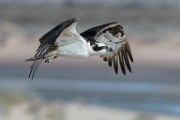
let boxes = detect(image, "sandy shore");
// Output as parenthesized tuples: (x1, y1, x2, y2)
(0, 86, 180, 120)
(0, 99, 179, 120)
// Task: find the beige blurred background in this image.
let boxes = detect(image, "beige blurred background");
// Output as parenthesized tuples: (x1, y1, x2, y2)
(0, 0, 180, 120)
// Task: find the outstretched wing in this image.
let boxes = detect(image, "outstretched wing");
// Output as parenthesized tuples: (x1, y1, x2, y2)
(35, 18, 79, 58)
(81, 22, 133, 74)
(26, 18, 79, 79)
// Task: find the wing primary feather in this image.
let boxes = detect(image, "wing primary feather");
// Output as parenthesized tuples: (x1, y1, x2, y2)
(103, 57, 108, 61)
(29, 60, 42, 80)
(113, 55, 118, 74)
(35, 45, 48, 57)
(35, 18, 77, 59)
(26, 18, 79, 79)
(35, 40, 53, 57)
(40, 30, 62, 56)
(29, 61, 37, 79)
(31, 60, 42, 80)
(108, 58, 112, 67)
(32, 60, 42, 79)
(119, 50, 126, 75)
(36, 40, 49, 52)
(36, 42, 49, 54)
(81, 22, 133, 75)
(125, 42, 133, 62)
(30, 60, 37, 70)
(122, 47, 132, 72)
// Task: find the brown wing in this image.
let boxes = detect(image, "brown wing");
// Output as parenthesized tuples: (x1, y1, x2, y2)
(81, 22, 133, 75)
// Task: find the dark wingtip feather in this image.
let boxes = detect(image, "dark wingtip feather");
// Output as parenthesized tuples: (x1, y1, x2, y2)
(125, 42, 134, 62)
(108, 58, 112, 67)
(119, 50, 126, 75)
(103, 57, 108, 61)
(28, 60, 42, 80)
(122, 48, 132, 72)
(113, 56, 118, 74)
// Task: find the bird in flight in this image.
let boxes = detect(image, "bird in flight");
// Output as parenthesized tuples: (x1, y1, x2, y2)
(25, 18, 133, 79)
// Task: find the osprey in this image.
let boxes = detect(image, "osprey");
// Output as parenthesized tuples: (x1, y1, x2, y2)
(25, 18, 133, 79)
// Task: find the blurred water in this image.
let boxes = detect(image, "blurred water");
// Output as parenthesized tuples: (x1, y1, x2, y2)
(0, 78, 180, 116)
(0, 63, 180, 115)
